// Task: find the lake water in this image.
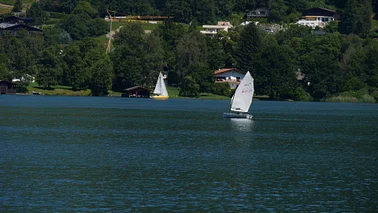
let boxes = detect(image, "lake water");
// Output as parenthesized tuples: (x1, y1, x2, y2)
(1, 95, 377, 212)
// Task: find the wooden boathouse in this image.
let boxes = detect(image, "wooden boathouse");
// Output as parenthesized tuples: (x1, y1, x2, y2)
(0, 80, 17, 94)
(122, 86, 150, 98)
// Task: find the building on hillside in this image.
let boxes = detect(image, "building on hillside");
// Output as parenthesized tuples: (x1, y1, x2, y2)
(296, 7, 339, 29)
(246, 8, 270, 18)
(200, 21, 233, 36)
(0, 16, 41, 34)
(0, 80, 17, 94)
(214, 68, 246, 89)
(122, 86, 150, 98)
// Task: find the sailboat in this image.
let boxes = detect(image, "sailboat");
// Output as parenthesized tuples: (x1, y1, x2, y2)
(223, 71, 254, 119)
(152, 72, 169, 100)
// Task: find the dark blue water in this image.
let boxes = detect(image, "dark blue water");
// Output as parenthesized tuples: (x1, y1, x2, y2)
(1, 95, 377, 212)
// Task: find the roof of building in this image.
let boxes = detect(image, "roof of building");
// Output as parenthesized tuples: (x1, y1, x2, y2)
(0, 80, 16, 85)
(0, 24, 42, 32)
(214, 68, 245, 75)
(124, 86, 150, 91)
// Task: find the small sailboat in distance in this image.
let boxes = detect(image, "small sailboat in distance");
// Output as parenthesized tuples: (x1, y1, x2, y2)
(223, 71, 254, 119)
(152, 72, 169, 100)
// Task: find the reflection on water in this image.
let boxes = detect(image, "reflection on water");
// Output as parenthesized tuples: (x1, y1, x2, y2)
(230, 118, 254, 132)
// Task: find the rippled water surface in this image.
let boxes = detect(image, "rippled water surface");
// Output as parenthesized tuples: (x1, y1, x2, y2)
(1, 95, 377, 212)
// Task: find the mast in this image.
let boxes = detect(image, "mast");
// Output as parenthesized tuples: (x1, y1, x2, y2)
(106, 9, 113, 54)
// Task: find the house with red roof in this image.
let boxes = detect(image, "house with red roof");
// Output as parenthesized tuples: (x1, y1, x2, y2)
(214, 68, 246, 89)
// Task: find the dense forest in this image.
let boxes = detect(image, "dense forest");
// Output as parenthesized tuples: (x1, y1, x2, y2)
(0, 0, 377, 101)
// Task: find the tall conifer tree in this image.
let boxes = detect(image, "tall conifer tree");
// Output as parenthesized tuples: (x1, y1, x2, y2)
(339, 0, 358, 35)
(235, 23, 261, 75)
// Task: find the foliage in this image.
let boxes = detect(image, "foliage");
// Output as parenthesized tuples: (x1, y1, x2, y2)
(0, 63, 10, 81)
(1, 32, 41, 79)
(12, 0, 22, 12)
(212, 82, 231, 96)
(175, 31, 208, 86)
(59, 1, 108, 40)
(290, 87, 313, 101)
(111, 22, 164, 91)
(299, 33, 343, 100)
(36, 46, 64, 88)
(235, 23, 261, 74)
(255, 43, 298, 99)
(338, 0, 373, 37)
(179, 75, 200, 97)
(326, 89, 376, 103)
(26, 2, 49, 25)
(90, 56, 113, 96)
(2, 0, 378, 102)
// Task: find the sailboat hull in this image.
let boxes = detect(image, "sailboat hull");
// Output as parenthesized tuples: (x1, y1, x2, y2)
(223, 112, 253, 119)
(152, 95, 169, 100)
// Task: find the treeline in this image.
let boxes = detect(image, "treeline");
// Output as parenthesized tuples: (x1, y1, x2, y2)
(0, 0, 377, 101)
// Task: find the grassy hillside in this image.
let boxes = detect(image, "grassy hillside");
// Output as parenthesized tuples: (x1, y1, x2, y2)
(96, 21, 163, 51)
(0, 0, 13, 5)
(0, 7, 11, 14)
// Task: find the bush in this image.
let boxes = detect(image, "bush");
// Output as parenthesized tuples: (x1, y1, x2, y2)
(372, 90, 378, 103)
(291, 87, 313, 101)
(212, 83, 231, 97)
(325, 89, 376, 103)
(179, 76, 200, 97)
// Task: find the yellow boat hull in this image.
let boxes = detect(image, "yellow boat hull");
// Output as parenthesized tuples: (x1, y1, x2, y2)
(152, 96, 169, 100)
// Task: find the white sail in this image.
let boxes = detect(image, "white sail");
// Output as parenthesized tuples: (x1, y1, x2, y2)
(230, 71, 254, 113)
(153, 72, 168, 97)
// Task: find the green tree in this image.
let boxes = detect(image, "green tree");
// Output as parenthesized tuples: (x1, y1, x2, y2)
(61, 38, 103, 90)
(72, 1, 98, 18)
(235, 23, 261, 75)
(269, 0, 288, 23)
(339, 0, 358, 35)
(141, 33, 165, 87)
(356, 0, 373, 38)
(59, 1, 107, 40)
(0, 63, 10, 81)
(166, 0, 192, 24)
(255, 44, 298, 99)
(205, 36, 226, 70)
(3, 34, 35, 80)
(300, 34, 343, 100)
(155, 21, 187, 84)
(90, 56, 114, 96)
(339, 0, 372, 37)
(13, 0, 23, 12)
(26, 2, 49, 25)
(175, 31, 208, 91)
(179, 75, 200, 97)
(111, 23, 164, 91)
(36, 46, 64, 88)
(63, 43, 87, 89)
(191, 0, 216, 24)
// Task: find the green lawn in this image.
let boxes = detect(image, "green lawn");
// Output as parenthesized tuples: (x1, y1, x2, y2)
(111, 21, 161, 31)
(0, 0, 13, 5)
(25, 83, 230, 99)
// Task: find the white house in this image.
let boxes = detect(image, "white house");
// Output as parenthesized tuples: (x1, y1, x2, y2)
(214, 68, 246, 89)
(200, 21, 233, 36)
(296, 8, 338, 29)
